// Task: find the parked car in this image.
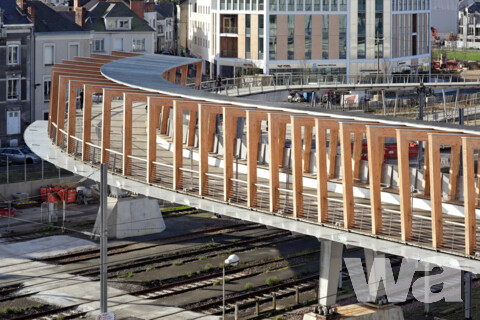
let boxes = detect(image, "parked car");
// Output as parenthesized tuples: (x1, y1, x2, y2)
(0, 147, 40, 164)
(0, 156, 12, 166)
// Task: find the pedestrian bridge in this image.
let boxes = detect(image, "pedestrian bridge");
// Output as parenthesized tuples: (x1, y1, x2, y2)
(25, 52, 480, 274)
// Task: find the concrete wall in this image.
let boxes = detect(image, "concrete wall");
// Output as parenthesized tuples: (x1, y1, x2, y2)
(242, 90, 290, 102)
(0, 175, 82, 201)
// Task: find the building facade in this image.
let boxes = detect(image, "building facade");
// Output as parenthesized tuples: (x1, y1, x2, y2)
(155, 1, 176, 53)
(0, 0, 34, 147)
(75, 0, 155, 55)
(456, 1, 480, 49)
(188, 0, 431, 78)
(24, 1, 92, 122)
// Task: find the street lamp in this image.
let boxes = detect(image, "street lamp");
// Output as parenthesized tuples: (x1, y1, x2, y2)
(223, 254, 239, 320)
(415, 83, 434, 167)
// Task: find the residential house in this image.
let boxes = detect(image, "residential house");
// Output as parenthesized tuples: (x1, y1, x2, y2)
(75, 0, 155, 54)
(455, 0, 480, 48)
(23, 0, 92, 122)
(155, 1, 175, 53)
(0, 0, 34, 147)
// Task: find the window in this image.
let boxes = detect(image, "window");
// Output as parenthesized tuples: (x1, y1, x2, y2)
(269, 15, 277, 59)
(68, 43, 79, 59)
(118, 20, 129, 29)
(44, 44, 54, 66)
(133, 39, 146, 51)
(93, 39, 104, 52)
(44, 77, 51, 102)
(7, 45, 19, 65)
(7, 78, 20, 101)
(106, 19, 130, 30)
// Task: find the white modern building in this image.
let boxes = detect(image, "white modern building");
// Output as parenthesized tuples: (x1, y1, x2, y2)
(187, 0, 431, 78)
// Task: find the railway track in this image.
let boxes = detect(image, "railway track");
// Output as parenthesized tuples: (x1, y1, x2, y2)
(132, 249, 320, 300)
(9, 305, 85, 320)
(42, 222, 260, 264)
(77, 230, 300, 278)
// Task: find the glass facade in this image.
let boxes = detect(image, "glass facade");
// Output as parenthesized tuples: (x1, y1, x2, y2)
(288, 16, 294, 59)
(269, 15, 277, 60)
(305, 15, 312, 60)
(358, 0, 366, 59)
(322, 15, 329, 59)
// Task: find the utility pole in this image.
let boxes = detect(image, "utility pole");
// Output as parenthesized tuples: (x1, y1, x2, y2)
(100, 164, 108, 313)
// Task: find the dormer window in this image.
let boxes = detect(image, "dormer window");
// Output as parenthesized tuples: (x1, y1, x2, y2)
(105, 18, 131, 30)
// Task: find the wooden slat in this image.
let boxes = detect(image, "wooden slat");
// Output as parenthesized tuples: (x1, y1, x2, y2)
(81, 85, 94, 161)
(291, 117, 303, 218)
(352, 133, 363, 181)
(303, 126, 313, 173)
(315, 120, 329, 223)
(187, 110, 197, 146)
(268, 113, 280, 212)
(448, 145, 461, 200)
(199, 105, 210, 195)
(339, 123, 354, 228)
(247, 111, 261, 207)
(366, 127, 382, 235)
(462, 137, 480, 255)
(328, 129, 338, 178)
(101, 89, 112, 164)
(173, 101, 183, 189)
(122, 93, 133, 176)
(223, 108, 238, 202)
(147, 98, 159, 183)
(428, 134, 443, 249)
(396, 131, 412, 241)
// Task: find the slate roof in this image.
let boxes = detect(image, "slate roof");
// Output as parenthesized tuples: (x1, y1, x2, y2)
(155, 2, 174, 19)
(84, 1, 154, 32)
(26, 1, 85, 32)
(1, 0, 31, 25)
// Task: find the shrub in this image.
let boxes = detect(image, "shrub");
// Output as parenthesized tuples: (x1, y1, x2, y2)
(173, 260, 183, 266)
(245, 282, 254, 290)
(187, 272, 193, 277)
(204, 263, 213, 271)
(266, 276, 280, 286)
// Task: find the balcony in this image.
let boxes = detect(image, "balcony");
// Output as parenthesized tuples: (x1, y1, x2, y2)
(221, 26, 237, 34)
(221, 14, 237, 34)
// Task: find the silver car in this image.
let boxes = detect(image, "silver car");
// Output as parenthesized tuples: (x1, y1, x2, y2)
(0, 147, 40, 164)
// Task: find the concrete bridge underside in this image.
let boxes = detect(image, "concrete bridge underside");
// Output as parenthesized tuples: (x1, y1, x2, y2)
(27, 53, 480, 278)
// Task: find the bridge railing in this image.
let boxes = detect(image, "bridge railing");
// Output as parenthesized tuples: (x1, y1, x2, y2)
(188, 73, 479, 93)
(46, 53, 480, 259)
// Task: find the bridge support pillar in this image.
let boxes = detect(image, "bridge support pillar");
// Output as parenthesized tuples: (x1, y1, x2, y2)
(318, 240, 343, 308)
(92, 195, 166, 239)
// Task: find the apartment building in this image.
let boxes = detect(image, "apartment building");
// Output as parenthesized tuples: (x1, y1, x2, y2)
(22, 1, 92, 122)
(0, 0, 34, 147)
(188, 0, 431, 78)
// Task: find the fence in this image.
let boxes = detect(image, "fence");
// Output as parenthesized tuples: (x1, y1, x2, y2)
(0, 155, 73, 184)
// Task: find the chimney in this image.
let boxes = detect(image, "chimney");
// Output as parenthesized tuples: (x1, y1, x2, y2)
(130, 0, 144, 20)
(74, 0, 81, 10)
(145, 1, 155, 13)
(27, 5, 35, 23)
(16, 0, 27, 13)
(75, 7, 86, 28)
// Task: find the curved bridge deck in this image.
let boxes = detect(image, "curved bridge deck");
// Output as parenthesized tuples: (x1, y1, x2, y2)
(27, 52, 480, 273)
